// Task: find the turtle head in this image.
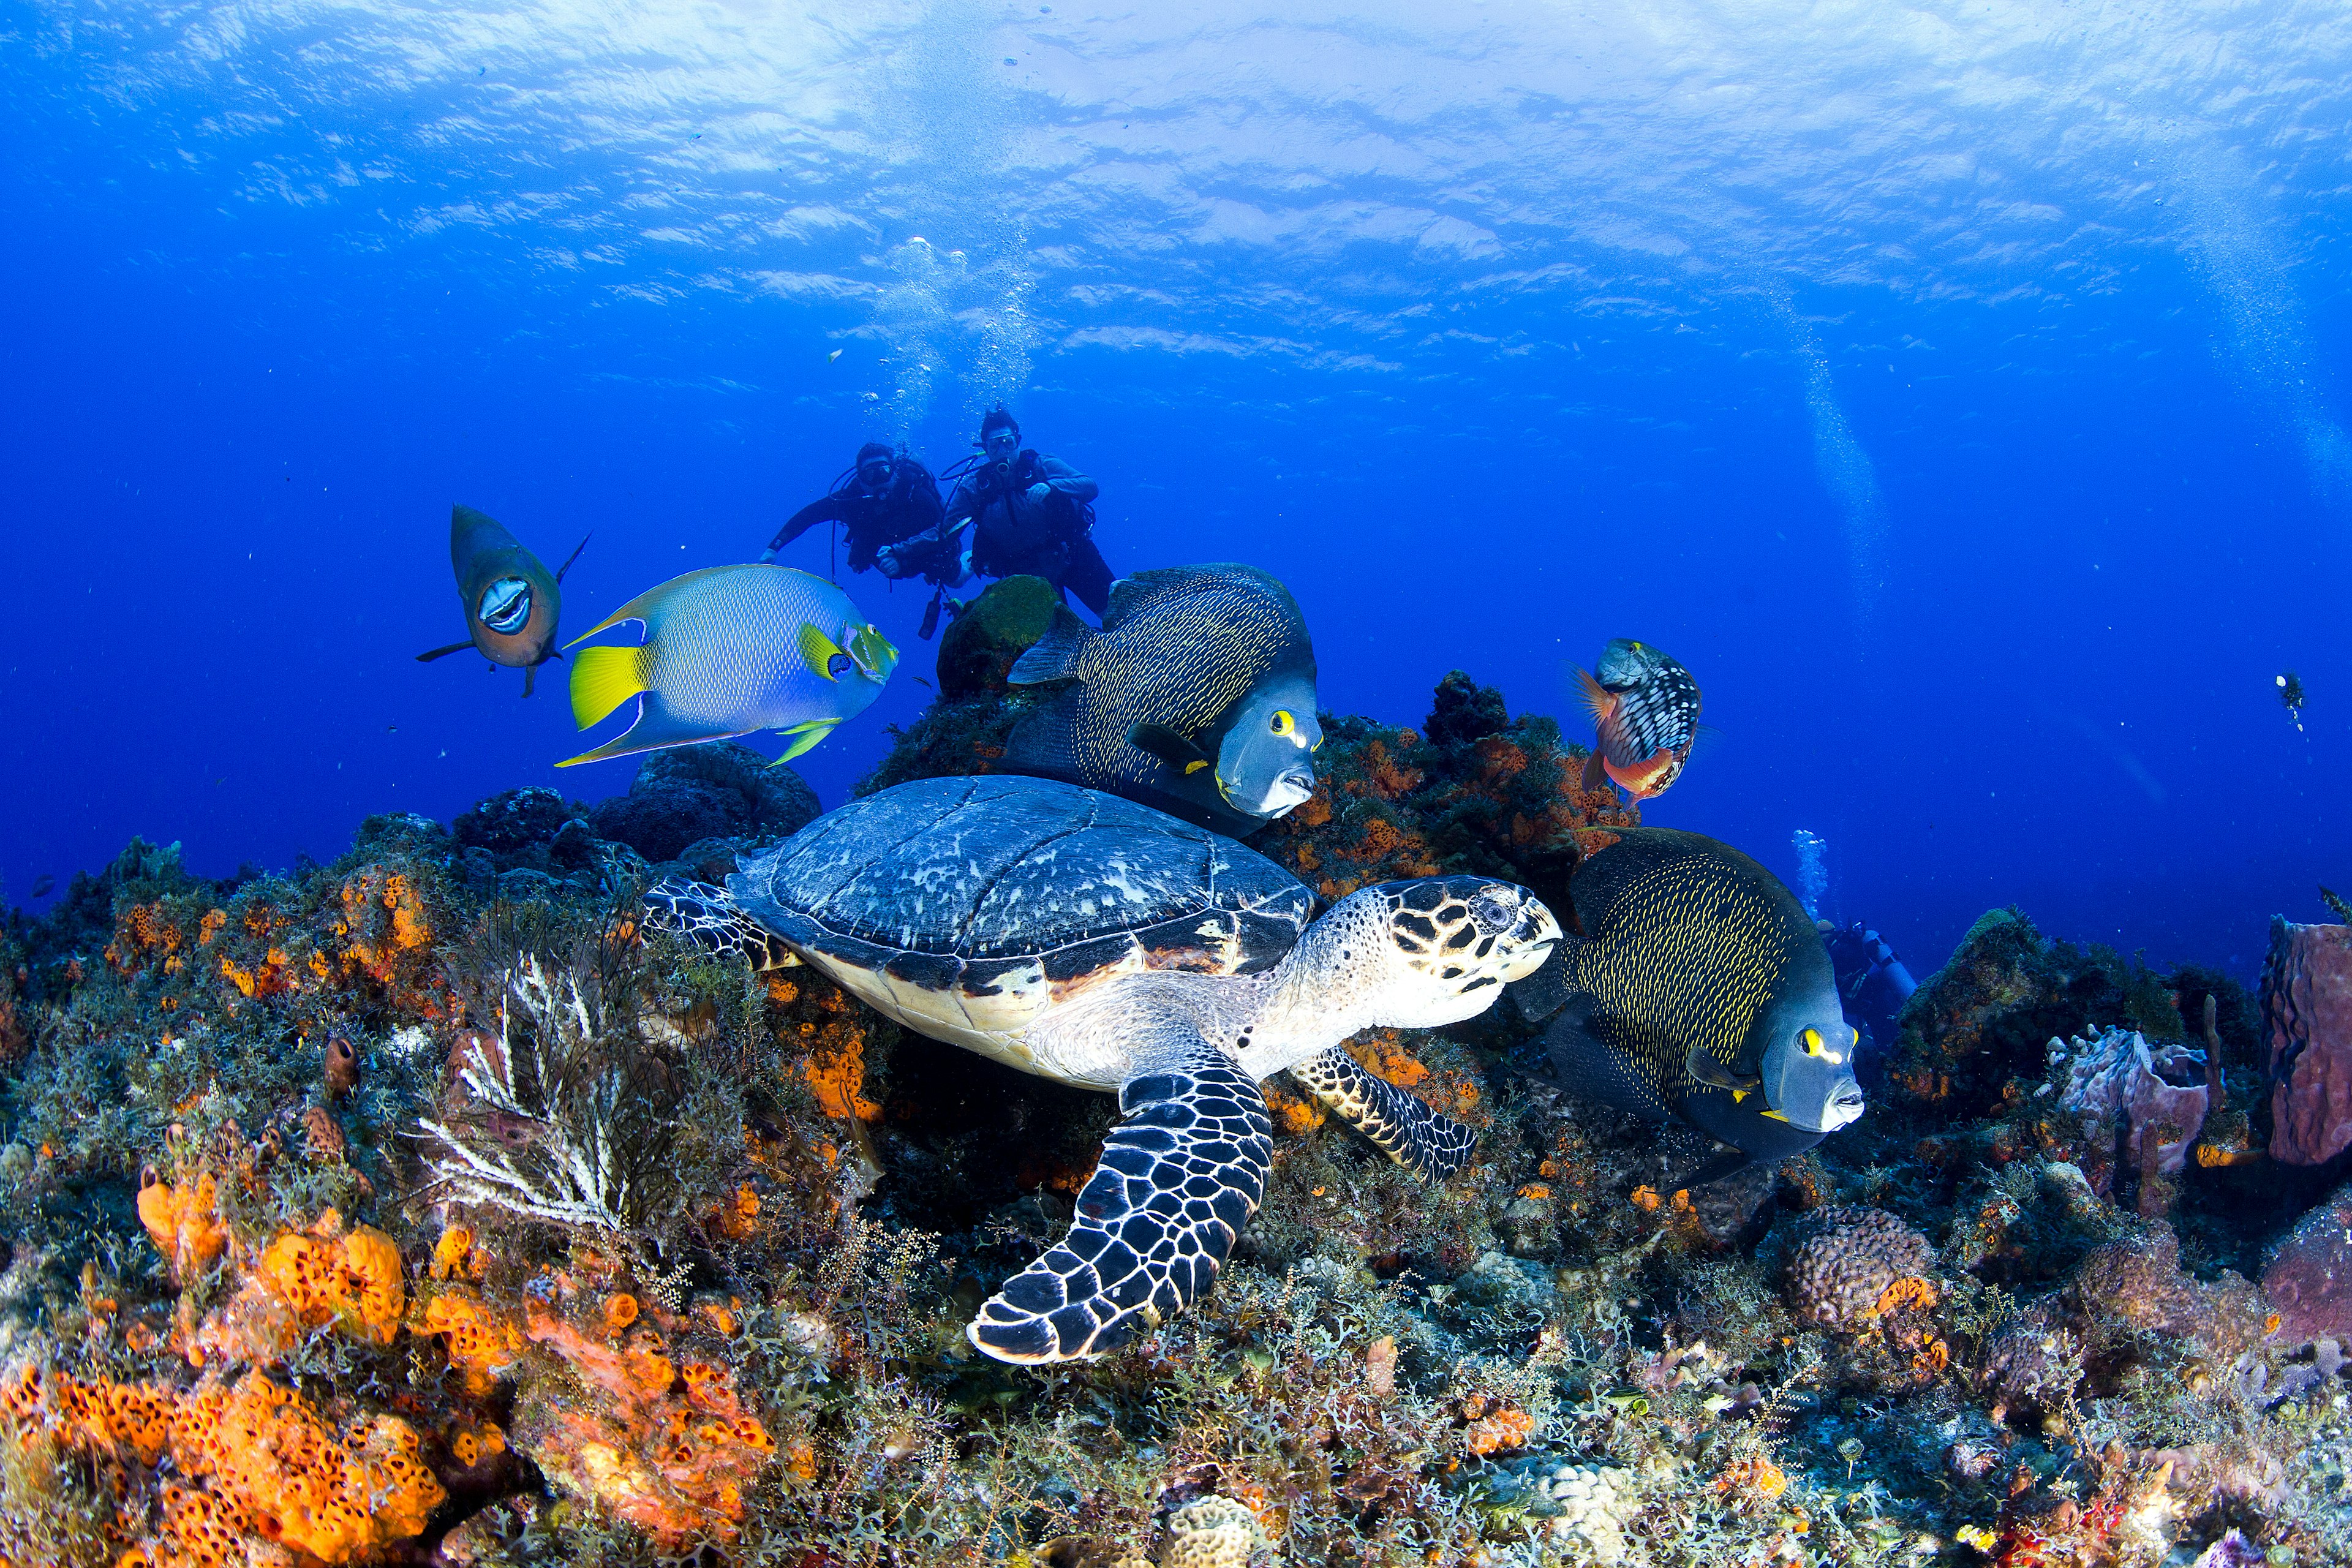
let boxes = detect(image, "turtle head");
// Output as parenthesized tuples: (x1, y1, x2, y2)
(1346, 876, 1561, 1028)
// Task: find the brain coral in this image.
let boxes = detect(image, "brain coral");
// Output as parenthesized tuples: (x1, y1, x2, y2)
(1160, 1494, 1271, 1568)
(1785, 1207, 1937, 1330)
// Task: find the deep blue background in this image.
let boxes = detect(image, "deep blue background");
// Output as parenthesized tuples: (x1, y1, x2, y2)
(5, 1, 2349, 982)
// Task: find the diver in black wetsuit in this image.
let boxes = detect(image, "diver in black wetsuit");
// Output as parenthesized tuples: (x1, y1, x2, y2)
(760, 442, 947, 576)
(878, 408, 1111, 615)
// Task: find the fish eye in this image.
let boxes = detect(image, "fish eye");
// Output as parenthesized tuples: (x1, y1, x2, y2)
(827, 652, 854, 680)
(1270, 710, 1294, 737)
(478, 576, 532, 635)
(1802, 1027, 1823, 1056)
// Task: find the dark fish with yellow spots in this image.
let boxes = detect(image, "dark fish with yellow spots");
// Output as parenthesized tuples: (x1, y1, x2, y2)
(1574, 638, 1702, 799)
(415, 504, 589, 698)
(1513, 827, 1863, 1185)
(1005, 564, 1320, 833)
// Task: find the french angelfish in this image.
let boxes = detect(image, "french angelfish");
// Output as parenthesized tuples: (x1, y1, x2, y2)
(1574, 638, 1702, 799)
(1513, 827, 1864, 1186)
(415, 504, 589, 697)
(559, 564, 897, 769)
(1005, 564, 1321, 833)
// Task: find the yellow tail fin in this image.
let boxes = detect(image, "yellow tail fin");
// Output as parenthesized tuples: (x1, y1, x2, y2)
(570, 644, 650, 730)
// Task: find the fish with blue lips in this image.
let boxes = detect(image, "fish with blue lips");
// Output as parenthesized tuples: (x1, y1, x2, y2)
(1004, 564, 1322, 834)
(559, 564, 896, 768)
(1513, 827, 1864, 1185)
(415, 504, 589, 697)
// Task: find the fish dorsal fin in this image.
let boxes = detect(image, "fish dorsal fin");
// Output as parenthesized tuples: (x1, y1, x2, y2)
(565, 564, 763, 648)
(554, 532, 592, 582)
(1128, 721, 1213, 773)
(1008, 606, 1095, 686)
(1684, 1046, 1761, 1095)
(799, 622, 847, 680)
(1101, 565, 1207, 628)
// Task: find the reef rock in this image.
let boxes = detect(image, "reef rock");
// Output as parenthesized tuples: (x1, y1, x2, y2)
(2261, 917, 2352, 1165)
(936, 573, 1061, 699)
(587, 741, 820, 864)
(2261, 1176, 2352, 1346)
(2053, 1027, 2209, 1176)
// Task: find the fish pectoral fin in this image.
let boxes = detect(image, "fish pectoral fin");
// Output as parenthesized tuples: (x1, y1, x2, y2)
(799, 622, 846, 680)
(1673, 1148, 1760, 1189)
(1580, 748, 1608, 794)
(568, 644, 651, 729)
(1128, 722, 1212, 772)
(772, 719, 838, 764)
(1509, 948, 1577, 1024)
(415, 641, 476, 663)
(1683, 1047, 1762, 1095)
(1572, 666, 1616, 728)
(521, 664, 537, 699)
(1756, 1107, 1792, 1123)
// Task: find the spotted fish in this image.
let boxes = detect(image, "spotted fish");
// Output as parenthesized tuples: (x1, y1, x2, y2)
(415, 504, 588, 697)
(1513, 827, 1863, 1185)
(1005, 564, 1320, 833)
(560, 564, 897, 768)
(1574, 638, 1702, 799)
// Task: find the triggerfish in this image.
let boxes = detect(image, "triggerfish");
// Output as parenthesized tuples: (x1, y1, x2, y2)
(415, 504, 589, 697)
(1574, 638, 1702, 799)
(559, 565, 897, 769)
(1512, 827, 1864, 1186)
(1005, 564, 1321, 834)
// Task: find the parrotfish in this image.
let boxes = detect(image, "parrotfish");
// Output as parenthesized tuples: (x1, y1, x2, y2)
(1574, 638, 1702, 799)
(1005, 564, 1321, 833)
(1513, 827, 1864, 1185)
(415, 504, 589, 698)
(559, 564, 897, 769)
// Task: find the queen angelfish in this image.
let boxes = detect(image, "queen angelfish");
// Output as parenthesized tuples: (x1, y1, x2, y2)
(1004, 564, 1320, 833)
(1513, 827, 1864, 1186)
(559, 564, 897, 768)
(1573, 638, 1702, 799)
(415, 504, 589, 697)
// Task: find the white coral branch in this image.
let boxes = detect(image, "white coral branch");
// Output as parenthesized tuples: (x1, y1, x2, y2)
(420, 958, 635, 1234)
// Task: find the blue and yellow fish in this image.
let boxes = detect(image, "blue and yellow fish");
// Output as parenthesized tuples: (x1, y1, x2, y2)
(560, 564, 897, 768)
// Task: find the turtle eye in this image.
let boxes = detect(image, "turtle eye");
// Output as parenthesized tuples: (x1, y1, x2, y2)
(1270, 710, 1294, 737)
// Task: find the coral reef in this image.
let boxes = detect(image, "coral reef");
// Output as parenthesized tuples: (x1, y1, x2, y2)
(2, 671, 2349, 1567)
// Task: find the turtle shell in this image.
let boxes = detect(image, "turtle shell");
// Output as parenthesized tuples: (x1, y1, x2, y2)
(728, 775, 1314, 1065)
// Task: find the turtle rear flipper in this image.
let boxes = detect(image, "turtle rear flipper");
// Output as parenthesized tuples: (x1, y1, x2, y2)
(1289, 1045, 1476, 1180)
(968, 1034, 1270, 1363)
(643, 878, 800, 971)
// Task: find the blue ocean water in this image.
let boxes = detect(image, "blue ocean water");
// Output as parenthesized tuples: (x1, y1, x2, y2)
(4, 0, 2348, 981)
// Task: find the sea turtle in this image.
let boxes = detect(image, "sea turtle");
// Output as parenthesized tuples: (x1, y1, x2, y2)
(646, 774, 1561, 1363)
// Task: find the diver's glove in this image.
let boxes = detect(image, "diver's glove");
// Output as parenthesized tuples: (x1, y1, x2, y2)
(1026, 481, 1052, 501)
(874, 546, 908, 579)
(757, 546, 778, 564)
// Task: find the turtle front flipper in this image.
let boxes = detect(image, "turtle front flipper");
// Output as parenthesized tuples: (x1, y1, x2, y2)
(1289, 1044, 1476, 1180)
(643, 878, 800, 971)
(968, 1034, 1271, 1363)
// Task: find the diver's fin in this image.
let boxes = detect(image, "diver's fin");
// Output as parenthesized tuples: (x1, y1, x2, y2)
(1129, 722, 1212, 774)
(772, 719, 837, 764)
(553, 532, 591, 583)
(1510, 945, 1578, 1024)
(1580, 748, 1608, 794)
(521, 663, 537, 699)
(566, 565, 761, 647)
(1683, 1047, 1761, 1095)
(568, 644, 652, 731)
(415, 641, 475, 663)
(1008, 607, 1094, 686)
(1672, 1148, 1759, 1190)
(1543, 998, 1674, 1121)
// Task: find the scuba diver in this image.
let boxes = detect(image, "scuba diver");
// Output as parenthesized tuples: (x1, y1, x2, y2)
(760, 442, 945, 576)
(878, 408, 1111, 616)
(1821, 921, 1920, 1057)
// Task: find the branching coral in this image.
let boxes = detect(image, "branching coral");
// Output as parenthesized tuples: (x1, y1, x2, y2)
(420, 957, 645, 1234)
